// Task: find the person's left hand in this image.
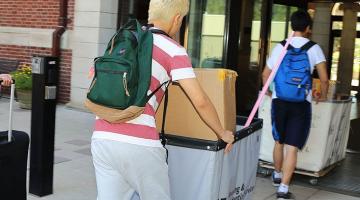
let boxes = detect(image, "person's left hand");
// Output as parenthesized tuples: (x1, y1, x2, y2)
(0, 74, 13, 86)
(221, 130, 235, 154)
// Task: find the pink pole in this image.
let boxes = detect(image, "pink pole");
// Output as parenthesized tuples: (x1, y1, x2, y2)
(244, 32, 294, 128)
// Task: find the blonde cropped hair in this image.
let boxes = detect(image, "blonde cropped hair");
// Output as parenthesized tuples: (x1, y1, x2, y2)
(148, 0, 189, 23)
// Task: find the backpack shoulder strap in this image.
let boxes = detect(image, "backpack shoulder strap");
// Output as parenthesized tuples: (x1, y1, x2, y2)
(280, 40, 286, 47)
(280, 39, 294, 50)
(300, 40, 316, 52)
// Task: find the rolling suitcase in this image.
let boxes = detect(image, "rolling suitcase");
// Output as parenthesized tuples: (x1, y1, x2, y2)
(0, 81, 30, 200)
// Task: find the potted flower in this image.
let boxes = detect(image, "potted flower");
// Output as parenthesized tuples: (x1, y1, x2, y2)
(11, 63, 32, 109)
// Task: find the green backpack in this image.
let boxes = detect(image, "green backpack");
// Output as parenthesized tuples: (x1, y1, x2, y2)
(85, 19, 166, 123)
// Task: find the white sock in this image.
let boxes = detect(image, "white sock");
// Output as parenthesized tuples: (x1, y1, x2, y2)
(274, 171, 282, 179)
(278, 183, 289, 193)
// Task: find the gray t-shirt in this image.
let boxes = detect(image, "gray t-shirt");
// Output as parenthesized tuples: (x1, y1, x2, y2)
(266, 37, 326, 102)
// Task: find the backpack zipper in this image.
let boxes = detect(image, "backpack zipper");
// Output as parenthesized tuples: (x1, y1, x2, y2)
(123, 72, 130, 96)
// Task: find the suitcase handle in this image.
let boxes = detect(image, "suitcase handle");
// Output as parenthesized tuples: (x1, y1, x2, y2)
(0, 79, 15, 85)
(0, 79, 16, 142)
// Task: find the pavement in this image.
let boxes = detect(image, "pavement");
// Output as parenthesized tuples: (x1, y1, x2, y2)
(0, 98, 359, 200)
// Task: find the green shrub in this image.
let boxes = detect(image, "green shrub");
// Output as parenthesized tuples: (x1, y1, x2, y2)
(10, 64, 32, 90)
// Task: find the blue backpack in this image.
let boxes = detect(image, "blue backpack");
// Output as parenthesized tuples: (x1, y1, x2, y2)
(274, 40, 316, 102)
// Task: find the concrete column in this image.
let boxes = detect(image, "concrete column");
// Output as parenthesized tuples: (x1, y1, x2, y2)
(336, 3, 359, 95)
(68, 0, 118, 108)
(311, 2, 333, 60)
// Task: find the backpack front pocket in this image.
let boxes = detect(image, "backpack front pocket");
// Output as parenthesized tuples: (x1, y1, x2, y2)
(88, 68, 131, 109)
(285, 70, 311, 88)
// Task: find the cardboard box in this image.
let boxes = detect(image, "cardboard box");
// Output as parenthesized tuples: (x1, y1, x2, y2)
(155, 68, 237, 141)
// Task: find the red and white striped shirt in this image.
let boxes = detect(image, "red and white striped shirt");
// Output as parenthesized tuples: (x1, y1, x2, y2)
(92, 31, 195, 147)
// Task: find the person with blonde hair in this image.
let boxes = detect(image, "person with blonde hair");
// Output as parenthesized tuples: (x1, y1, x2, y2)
(91, 0, 234, 199)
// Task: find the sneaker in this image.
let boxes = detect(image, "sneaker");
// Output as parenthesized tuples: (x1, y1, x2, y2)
(271, 172, 281, 186)
(276, 191, 295, 200)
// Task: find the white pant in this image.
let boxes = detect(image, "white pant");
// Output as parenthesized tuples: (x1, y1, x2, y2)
(91, 138, 171, 200)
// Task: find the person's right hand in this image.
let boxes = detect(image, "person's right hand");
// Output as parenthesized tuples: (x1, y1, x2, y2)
(221, 130, 235, 154)
(0, 74, 12, 87)
(265, 90, 272, 97)
(315, 95, 327, 104)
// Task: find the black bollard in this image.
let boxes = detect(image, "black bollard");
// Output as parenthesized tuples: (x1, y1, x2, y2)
(29, 56, 59, 196)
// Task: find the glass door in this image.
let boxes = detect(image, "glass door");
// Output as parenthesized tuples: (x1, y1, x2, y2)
(268, 4, 298, 54)
(250, 0, 262, 69)
(117, 0, 150, 28)
(185, 0, 229, 68)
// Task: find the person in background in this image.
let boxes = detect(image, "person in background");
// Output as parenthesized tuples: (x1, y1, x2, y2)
(90, 0, 235, 199)
(0, 74, 12, 87)
(262, 10, 329, 200)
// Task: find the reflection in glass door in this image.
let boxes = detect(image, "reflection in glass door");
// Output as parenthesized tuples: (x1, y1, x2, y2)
(268, 4, 298, 54)
(186, 0, 228, 68)
(250, 0, 262, 68)
(330, 20, 360, 94)
(331, 38, 360, 92)
(117, 0, 150, 27)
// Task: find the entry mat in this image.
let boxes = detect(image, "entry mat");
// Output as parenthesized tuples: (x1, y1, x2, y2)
(292, 153, 360, 197)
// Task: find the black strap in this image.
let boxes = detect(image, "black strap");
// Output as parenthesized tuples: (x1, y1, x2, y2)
(300, 40, 316, 52)
(150, 29, 171, 38)
(147, 81, 168, 101)
(160, 87, 169, 163)
(146, 78, 170, 162)
(147, 24, 171, 161)
(147, 24, 171, 38)
(280, 40, 286, 46)
(280, 39, 294, 50)
(147, 81, 169, 161)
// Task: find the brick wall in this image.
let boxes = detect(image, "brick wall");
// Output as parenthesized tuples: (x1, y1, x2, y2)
(0, 0, 75, 103)
(0, 0, 74, 29)
(0, 45, 72, 103)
